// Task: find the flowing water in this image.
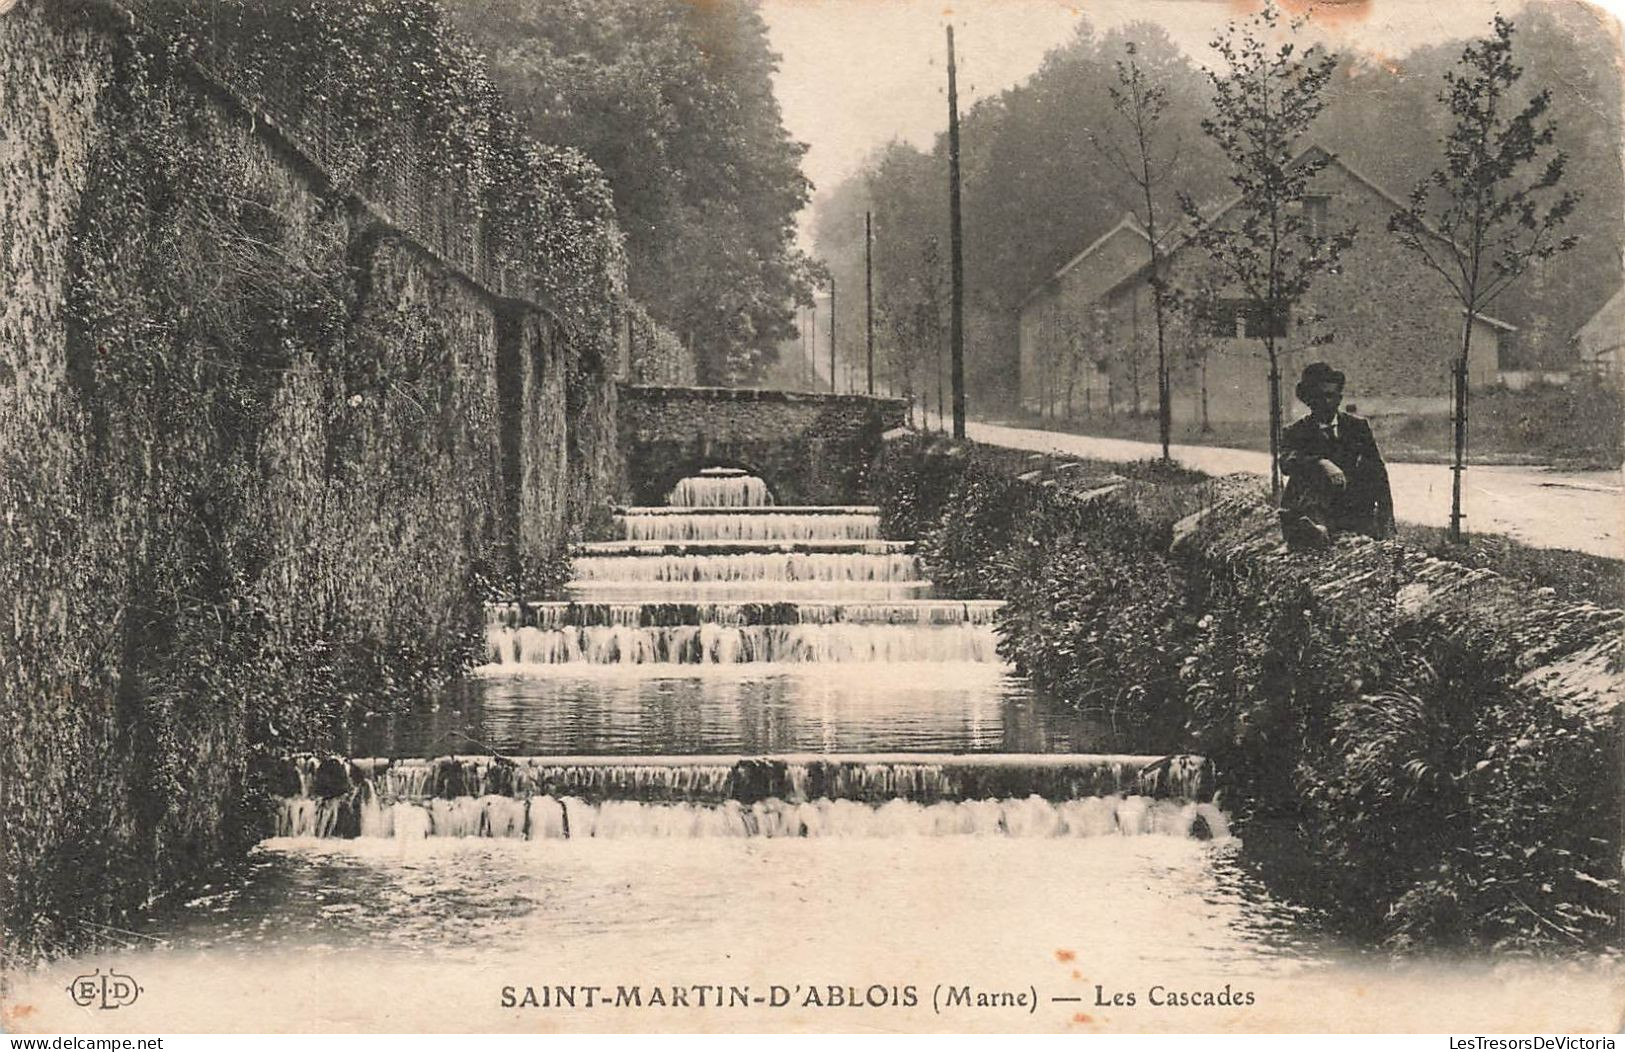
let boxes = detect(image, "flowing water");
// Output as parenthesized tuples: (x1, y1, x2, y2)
(18, 471, 1615, 1032)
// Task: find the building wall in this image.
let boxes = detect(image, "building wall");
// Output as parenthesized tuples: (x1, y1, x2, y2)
(1017, 222, 1149, 416)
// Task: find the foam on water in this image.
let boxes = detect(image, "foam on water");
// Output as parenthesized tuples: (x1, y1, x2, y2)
(619, 512, 881, 542)
(483, 622, 1003, 665)
(487, 600, 1005, 629)
(667, 474, 774, 508)
(275, 792, 1231, 840)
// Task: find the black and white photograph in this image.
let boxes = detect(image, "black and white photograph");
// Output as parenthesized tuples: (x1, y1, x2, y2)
(1, 0, 1622, 1035)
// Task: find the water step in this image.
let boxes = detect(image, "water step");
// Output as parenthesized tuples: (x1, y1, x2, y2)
(615, 506, 880, 517)
(276, 794, 1229, 841)
(283, 753, 1214, 804)
(483, 621, 1003, 665)
(486, 599, 1004, 628)
(578, 540, 913, 557)
(615, 511, 882, 542)
(668, 475, 773, 507)
(565, 581, 937, 602)
(570, 552, 920, 585)
(571, 550, 919, 578)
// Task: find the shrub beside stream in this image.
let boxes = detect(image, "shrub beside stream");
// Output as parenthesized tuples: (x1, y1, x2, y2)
(874, 434, 1623, 953)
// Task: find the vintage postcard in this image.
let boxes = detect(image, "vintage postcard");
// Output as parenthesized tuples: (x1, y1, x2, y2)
(1, 0, 1621, 1036)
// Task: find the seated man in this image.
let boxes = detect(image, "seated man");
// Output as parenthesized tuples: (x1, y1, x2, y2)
(1278, 362, 1397, 550)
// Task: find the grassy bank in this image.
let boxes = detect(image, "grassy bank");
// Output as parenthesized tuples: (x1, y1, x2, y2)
(875, 434, 1623, 953)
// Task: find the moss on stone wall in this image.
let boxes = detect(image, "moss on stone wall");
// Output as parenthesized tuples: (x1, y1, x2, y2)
(875, 433, 1623, 953)
(1, 2, 622, 958)
(625, 301, 698, 386)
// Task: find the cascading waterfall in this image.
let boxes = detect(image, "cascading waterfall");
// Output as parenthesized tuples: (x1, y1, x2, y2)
(666, 470, 774, 508)
(276, 753, 1227, 840)
(276, 792, 1228, 841)
(487, 599, 1006, 629)
(550, 492, 951, 615)
(566, 580, 937, 602)
(569, 550, 921, 582)
(289, 753, 1213, 804)
(618, 509, 881, 542)
(283, 469, 1230, 845)
(485, 623, 1002, 665)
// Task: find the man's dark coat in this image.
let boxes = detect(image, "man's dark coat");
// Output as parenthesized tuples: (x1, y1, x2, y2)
(1278, 411, 1396, 541)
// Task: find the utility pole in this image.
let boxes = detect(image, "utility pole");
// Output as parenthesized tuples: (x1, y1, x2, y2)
(946, 24, 966, 439)
(865, 211, 875, 395)
(808, 305, 817, 392)
(828, 274, 837, 393)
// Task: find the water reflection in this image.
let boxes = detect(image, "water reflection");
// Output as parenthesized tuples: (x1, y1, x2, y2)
(350, 665, 1155, 757)
(145, 837, 1340, 973)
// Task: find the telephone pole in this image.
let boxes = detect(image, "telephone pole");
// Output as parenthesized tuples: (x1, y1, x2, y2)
(946, 24, 966, 439)
(865, 211, 875, 395)
(828, 274, 837, 393)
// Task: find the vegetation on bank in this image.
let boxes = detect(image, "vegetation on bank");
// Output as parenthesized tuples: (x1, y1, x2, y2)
(874, 434, 1622, 953)
(1396, 525, 1625, 612)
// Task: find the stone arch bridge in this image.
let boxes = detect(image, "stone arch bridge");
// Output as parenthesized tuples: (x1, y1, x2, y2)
(616, 385, 908, 506)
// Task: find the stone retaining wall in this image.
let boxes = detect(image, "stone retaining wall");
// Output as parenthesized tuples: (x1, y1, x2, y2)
(618, 386, 908, 506)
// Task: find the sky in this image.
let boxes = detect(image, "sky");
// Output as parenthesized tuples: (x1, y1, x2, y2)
(759, 0, 1621, 243)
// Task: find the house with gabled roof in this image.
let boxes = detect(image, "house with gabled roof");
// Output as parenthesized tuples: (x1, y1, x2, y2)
(1017, 145, 1513, 426)
(1572, 286, 1625, 384)
(1017, 212, 1151, 418)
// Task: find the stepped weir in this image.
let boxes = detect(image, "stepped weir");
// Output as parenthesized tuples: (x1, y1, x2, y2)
(279, 469, 1224, 841)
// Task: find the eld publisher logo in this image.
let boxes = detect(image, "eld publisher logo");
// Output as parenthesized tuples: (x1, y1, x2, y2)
(66, 969, 143, 1010)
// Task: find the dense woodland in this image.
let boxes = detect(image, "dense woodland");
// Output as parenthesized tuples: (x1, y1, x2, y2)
(813, 3, 1624, 411)
(449, 0, 816, 385)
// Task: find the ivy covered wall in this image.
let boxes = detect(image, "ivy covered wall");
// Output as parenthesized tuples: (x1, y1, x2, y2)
(0, 0, 625, 957)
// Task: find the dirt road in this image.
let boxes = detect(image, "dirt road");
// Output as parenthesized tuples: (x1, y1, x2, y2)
(939, 419, 1623, 559)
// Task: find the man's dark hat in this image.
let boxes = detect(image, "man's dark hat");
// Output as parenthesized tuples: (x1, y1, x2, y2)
(1296, 361, 1344, 404)
(1299, 362, 1344, 387)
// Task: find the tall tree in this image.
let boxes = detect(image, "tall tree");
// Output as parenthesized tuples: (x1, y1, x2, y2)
(1093, 40, 1181, 460)
(1322, 1, 1619, 369)
(1180, 2, 1355, 497)
(818, 141, 949, 421)
(447, 0, 812, 384)
(1388, 15, 1579, 542)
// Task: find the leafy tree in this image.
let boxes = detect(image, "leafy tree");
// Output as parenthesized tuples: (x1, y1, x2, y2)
(1180, 2, 1356, 497)
(818, 141, 950, 420)
(1093, 41, 1183, 460)
(816, 4, 1618, 421)
(879, 235, 947, 428)
(1053, 303, 1094, 420)
(447, 0, 812, 384)
(1388, 15, 1579, 542)
(817, 24, 1226, 413)
(1321, 1, 1620, 369)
